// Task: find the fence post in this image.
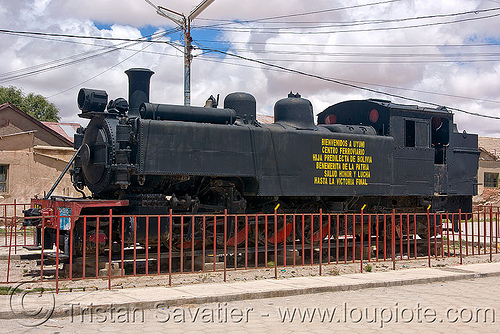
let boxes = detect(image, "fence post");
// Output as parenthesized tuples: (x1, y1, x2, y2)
(265, 215, 268, 268)
(69, 212, 74, 281)
(224, 209, 227, 282)
(193, 215, 196, 273)
(14, 200, 17, 254)
(56, 209, 60, 294)
(96, 216, 100, 279)
(496, 208, 499, 254)
(158, 215, 161, 275)
(495, 208, 499, 254)
(319, 209, 322, 276)
(6, 217, 14, 283)
(392, 210, 396, 270)
(458, 209, 462, 265)
(82, 216, 86, 279)
(490, 205, 494, 262)
(465, 212, 468, 257)
(484, 207, 487, 255)
(108, 209, 112, 290)
(146, 216, 149, 275)
(245, 215, 248, 270)
(3, 204, 6, 245)
(311, 214, 314, 265)
(41, 221, 45, 280)
(360, 207, 364, 273)
(169, 210, 172, 286)
(274, 208, 278, 279)
(203, 216, 207, 272)
(426, 207, 431, 268)
(180, 216, 184, 273)
(121, 216, 125, 277)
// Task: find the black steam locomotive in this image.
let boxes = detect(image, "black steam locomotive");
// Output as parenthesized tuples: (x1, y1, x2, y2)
(25, 68, 479, 256)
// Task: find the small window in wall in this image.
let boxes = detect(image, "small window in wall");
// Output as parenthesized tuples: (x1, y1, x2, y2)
(484, 172, 499, 188)
(0, 165, 8, 192)
(405, 120, 415, 147)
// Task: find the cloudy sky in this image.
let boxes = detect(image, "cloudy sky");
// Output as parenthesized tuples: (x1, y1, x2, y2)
(0, 0, 499, 136)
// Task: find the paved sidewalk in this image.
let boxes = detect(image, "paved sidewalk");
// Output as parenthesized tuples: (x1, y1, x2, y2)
(2, 262, 500, 320)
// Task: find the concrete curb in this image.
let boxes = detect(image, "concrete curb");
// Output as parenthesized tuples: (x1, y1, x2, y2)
(2, 262, 500, 320)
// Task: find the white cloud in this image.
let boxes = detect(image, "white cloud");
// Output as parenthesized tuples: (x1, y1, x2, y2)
(0, 0, 498, 135)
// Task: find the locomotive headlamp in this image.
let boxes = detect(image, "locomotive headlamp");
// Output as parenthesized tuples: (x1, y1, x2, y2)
(78, 88, 108, 113)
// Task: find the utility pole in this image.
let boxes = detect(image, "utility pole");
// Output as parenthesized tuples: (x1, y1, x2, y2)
(145, 0, 215, 106)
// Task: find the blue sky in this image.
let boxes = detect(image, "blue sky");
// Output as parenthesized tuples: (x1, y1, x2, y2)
(94, 22, 230, 56)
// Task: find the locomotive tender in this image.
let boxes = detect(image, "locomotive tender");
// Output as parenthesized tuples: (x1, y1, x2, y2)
(25, 68, 479, 255)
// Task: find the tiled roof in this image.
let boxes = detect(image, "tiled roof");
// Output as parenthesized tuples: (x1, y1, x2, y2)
(41, 122, 81, 143)
(256, 114, 274, 124)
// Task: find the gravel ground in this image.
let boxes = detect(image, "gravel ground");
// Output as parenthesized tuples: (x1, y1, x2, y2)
(1, 243, 499, 292)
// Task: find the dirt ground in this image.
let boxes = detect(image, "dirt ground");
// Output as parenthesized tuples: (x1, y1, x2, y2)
(1, 243, 499, 292)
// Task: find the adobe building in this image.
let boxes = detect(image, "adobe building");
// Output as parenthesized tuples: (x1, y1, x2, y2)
(474, 136, 500, 206)
(0, 103, 83, 206)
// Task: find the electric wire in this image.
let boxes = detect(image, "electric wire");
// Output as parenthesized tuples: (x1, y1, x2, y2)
(48, 41, 157, 98)
(0, 29, 182, 83)
(1, 4, 499, 119)
(196, 51, 500, 106)
(196, 43, 500, 119)
(198, 0, 401, 24)
(197, 11, 500, 34)
(196, 6, 500, 30)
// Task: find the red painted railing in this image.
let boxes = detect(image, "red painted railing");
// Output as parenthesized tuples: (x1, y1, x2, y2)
(2, 204, 499, 292)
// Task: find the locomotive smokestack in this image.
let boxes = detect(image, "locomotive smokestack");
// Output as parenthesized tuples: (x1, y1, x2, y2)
(125, 68, 154, 117)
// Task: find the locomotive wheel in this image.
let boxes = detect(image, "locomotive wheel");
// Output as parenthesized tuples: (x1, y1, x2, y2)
(256, 216, 294, 246)
(210, 216, 249, 248)
(226, 224, 249, 247)
(297, 214, 330, 244)
(73, 218, 108, 256)
(415, 215, 442, 239)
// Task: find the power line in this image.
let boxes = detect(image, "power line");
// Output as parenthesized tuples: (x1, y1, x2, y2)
(198, 11, 500, 34)
(48, 42, 158, 98)
(202, 56, 500, 64)
(0, 28, 181, 46)
(197, 0, 401, 24)
(196, 53, 500, 106)
(0, 30, 181, 83)
(204, 48, 500, 63)
(197, 39, 500, 48)
(197, 6, 500, 30)
(196, 44, 500, 120)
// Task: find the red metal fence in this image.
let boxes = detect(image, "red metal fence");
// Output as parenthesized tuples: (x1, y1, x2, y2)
(0, 201, 34, 248)
(1, 203, 499, 292)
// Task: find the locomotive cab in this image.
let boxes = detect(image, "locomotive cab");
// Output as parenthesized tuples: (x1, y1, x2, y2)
(317, 99, 479, 212)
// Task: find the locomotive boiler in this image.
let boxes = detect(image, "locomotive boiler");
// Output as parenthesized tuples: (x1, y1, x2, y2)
(24, 68, 479, 256)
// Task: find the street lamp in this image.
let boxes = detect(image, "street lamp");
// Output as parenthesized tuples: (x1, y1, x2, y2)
(145, 0, 215, 106)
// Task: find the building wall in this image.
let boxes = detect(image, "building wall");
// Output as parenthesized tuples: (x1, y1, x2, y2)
(0, 131, 82, 205)
(474, 151, 500, 205)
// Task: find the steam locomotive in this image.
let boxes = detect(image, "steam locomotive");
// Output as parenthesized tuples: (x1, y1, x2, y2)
(25, 68, 479, 256)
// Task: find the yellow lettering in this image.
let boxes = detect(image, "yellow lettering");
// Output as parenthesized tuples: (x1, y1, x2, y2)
(315, 139, 373, 186)
(324, 170, 338, 177)
(314, 177, 328, 185)
(356, 178, 368, 185)
(336, 178, 355, 186)
(313, 154, 323, 161)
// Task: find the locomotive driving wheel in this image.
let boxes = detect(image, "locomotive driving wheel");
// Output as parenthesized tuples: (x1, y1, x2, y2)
(296, 213, 331, 244)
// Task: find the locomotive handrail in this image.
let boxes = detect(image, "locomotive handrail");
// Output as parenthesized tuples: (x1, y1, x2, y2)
(44, 145, 82, 200)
